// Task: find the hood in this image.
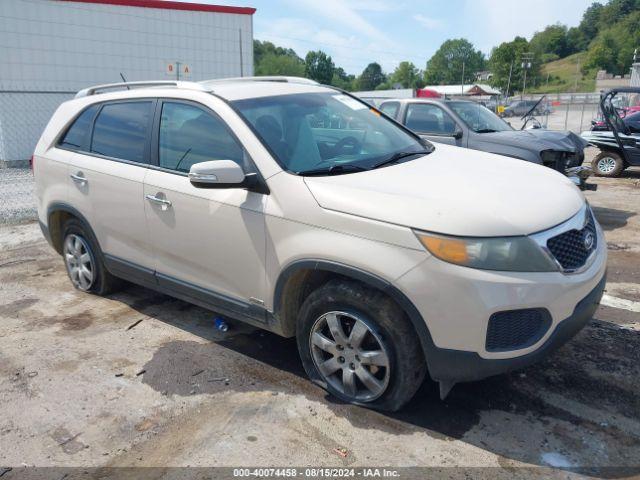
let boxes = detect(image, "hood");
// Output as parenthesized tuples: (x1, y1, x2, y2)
(478, 129, 588, 152)
(304, 144, 585, 237)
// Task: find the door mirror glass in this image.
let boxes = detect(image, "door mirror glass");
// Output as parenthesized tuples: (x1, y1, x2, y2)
(189, 160, 245, 188)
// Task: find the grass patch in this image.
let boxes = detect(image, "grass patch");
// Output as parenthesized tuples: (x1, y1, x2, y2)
(528, 52, 596, 94)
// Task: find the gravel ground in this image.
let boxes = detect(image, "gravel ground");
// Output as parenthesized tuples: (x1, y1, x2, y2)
(0, 153, 639, 479)
(0, 168, 36, 225)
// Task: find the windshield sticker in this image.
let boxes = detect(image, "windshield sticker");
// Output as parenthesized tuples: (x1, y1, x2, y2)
(333, 94, 367, 111)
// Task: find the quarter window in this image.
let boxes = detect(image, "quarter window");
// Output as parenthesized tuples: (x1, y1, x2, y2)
(405, 104, 457, 135)
(158, 102, 246, 173)
(91, 102, 152, 163)
(58, 105, 99, 150)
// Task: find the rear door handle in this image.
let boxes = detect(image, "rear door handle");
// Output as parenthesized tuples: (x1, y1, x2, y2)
(70, 173, 87, 185)
(145, 194, 172, 207)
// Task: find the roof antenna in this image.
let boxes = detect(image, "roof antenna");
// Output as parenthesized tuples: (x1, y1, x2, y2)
(120, 73, 130, 89)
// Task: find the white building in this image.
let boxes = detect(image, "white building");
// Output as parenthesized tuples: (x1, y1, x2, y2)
(0, 0, 255, 166)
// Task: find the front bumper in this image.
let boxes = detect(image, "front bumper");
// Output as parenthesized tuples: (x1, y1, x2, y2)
(395, 209, 607, 383)
(423, 271, 606, 382)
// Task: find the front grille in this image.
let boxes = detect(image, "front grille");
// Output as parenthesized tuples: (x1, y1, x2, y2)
(547, 210, 597, 271)
(486, 308, 551, 352)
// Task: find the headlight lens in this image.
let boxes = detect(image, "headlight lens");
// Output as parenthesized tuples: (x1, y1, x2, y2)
(415, 231, 558, 272)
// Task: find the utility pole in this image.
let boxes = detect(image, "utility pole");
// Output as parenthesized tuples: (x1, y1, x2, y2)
(461, 60, 465, 95)
(574, 60, 580, 92)
(175, 61, 181, 81)
(239, 28, 244, 77)
(521, 52, 533, 99)
(505, 60, 513, 100)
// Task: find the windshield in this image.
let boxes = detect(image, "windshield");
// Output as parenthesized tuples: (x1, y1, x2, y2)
(448, 101, 512, 133)
(232, 92, 428, 175)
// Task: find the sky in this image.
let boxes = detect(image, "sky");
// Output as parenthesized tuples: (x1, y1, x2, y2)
(192, 0, 596, 75)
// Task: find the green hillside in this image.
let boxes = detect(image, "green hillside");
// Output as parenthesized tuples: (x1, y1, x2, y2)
(529, 52, 596, 94)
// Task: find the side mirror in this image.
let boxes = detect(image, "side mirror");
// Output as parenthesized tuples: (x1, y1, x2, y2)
(189, 160, 245, 188)
(189, 160, 270, 194)
(452, 128, 463, 140)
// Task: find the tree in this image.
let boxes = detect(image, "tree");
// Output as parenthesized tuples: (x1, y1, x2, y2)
(304, 50, 335, 84)
(423, 38, 485, 85)
(331, 67, 355, 90)
(254, 40, 301, 68)
(530, 24, 569, 58)
(488, 36, 538, 96)
(255, 53, 305, 77)
(578, 2, 604, 40)
(357, 62, 386, 90)
(389, 61, 422, 88)
(585, 10, 640, 75)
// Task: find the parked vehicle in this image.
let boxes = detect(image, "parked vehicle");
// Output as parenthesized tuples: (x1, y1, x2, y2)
(503, 99, 552, 117)
(582, 87, 640, 177)
(34, 77, 606, 411)
(590, 111, 640, 132)
(378, 98, 593, 189)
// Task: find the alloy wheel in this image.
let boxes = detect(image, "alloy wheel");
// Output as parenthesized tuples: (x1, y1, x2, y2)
(63, 234, 95, 291)
(597, 157, 617, 174)
(309, 311, 390, 402)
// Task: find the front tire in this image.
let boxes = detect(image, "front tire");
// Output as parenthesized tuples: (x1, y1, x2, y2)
(296, 280, 426, 411)
(592, 151, 624, 177)
(62, 218, 122, 295)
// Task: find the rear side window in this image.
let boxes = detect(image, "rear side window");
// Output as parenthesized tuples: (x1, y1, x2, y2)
(59, 105, 99, 150)
(91, 102, 152, 163)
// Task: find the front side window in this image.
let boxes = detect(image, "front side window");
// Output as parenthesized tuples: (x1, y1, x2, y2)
(448, 101, 512, 133)
(91, 102, 152, 163)
(158, 102, 246, 173)
(59, 105, 99, 150)
(405, 104, 457, 135)
(232, 92, 427, 175)
(379, 102, 400, 119)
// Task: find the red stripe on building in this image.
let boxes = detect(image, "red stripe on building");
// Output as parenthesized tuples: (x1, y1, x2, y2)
(56, 0, 256, 15)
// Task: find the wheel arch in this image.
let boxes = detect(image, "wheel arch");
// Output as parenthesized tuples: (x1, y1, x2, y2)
(272, 259, 437, 367)
(46, 203, 98, 255)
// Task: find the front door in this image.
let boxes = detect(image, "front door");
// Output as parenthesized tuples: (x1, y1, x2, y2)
(143, 99, 267, 320)
(404, 103, 464, 146)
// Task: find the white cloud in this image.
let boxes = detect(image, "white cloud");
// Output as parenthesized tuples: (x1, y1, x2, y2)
(413, 14, 444, 30)
(254, 16, 401, 74)
(462, 0, 591, 55)
(342, 0, 402, 12)
(284, 0, 396, 46)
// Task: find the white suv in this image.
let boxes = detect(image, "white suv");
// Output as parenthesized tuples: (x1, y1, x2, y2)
(34, 77, 607, 411)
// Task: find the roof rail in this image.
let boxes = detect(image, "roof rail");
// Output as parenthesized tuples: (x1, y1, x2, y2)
(201, 76, 320, 86)
(75, 80, 210, 98)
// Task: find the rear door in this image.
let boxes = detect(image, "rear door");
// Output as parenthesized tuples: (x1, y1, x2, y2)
(66, 100, 155, 276)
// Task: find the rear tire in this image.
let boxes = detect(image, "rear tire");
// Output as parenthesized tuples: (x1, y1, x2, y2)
(61, 218, 122, 295)
(296, 279, 426, 412)
(592, 151, 624, 177)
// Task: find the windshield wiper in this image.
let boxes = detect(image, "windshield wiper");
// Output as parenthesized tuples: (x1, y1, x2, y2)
(372, 150, 430, 170)
(475, 128, 498, 133)
(299, 164, 368, 176)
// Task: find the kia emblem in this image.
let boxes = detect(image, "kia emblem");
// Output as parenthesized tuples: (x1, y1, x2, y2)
(583, 231, 595, 251)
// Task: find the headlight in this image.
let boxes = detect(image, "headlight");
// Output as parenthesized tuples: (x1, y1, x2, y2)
(415, 231, 558, 272)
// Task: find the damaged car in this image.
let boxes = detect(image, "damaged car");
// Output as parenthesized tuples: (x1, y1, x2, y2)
(378, 97, 593, 190)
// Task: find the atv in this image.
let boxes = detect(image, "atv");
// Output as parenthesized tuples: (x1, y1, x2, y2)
(581, 87, 640, 177)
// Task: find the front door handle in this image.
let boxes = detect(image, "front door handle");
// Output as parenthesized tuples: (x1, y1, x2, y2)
(70, 173, 87, 185)
(145, 194, 172, 208)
